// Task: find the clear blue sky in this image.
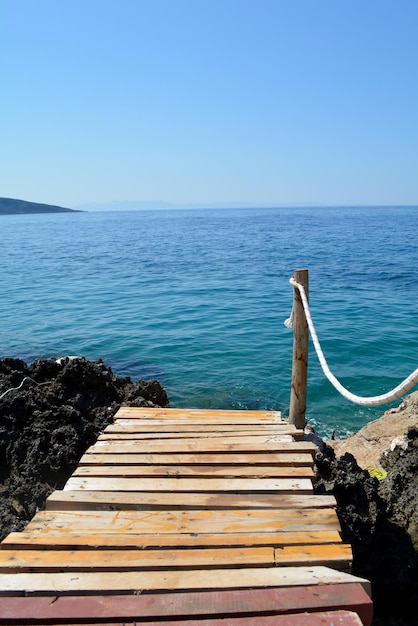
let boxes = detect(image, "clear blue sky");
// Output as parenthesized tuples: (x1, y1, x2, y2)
(1, 0, 417, 208)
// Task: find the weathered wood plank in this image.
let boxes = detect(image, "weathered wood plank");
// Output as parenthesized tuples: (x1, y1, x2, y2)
(0, 545, 351, 573)
(45, 491, 335, 511)
(105, 418, 294, 434)
(96, 434, 296, 446)
(2, 530, 344, 550)
(0, 405, 370, 621)
(113, 408, 282, 421)
(0, 584, 374, 626)
(98, 430, 303, 441)
(63, 476, 313, 493)
(75, 611, 364, 626)
(275, 544, 352, 569)
(78, 452, 315, 466)
(0, 547, 275, 572)
(86, 441, 316, 454)
(0, 565, 371, 595)
(72, 465, 314, 479)
(22, 508, 341, 535)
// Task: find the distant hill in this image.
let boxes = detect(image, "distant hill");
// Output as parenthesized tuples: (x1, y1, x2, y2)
(0, 198, 83, 215)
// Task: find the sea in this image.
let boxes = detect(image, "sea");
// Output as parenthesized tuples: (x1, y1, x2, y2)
(1, 205, 417, 437)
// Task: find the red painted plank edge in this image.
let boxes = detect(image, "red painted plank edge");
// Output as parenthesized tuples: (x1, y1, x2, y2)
(0, 583, 373, 625)
(4, 611, 364, 626)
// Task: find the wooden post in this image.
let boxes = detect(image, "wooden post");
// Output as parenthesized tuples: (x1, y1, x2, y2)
(289, 269, 309, 429)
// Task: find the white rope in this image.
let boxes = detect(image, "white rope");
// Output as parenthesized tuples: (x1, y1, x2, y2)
(0, 357, 82, 401)
(288, 277, 418, 406)
(0, 376, 49, 401)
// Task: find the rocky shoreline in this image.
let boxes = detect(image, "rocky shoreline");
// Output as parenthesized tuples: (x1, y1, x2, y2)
(314, 415, 418, 625)
(0, 356, 417, 625)
(0, 356, 168, 540)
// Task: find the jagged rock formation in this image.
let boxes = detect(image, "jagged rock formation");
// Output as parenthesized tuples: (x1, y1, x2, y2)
(0, 357, 168, 540)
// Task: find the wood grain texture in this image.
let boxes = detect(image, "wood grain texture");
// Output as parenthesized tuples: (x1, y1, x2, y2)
(0, 406, 371, 624)
(0, 584, 373, 625)
(0, 565, 370, 595)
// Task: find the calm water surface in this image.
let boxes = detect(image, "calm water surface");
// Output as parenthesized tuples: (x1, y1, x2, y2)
(0, 206, 417, 437)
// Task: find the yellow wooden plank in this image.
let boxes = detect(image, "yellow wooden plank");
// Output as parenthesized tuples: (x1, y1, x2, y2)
(0, 545, 351, 571)
(99, 430, 301, 440)
(107, 422, 296, 433)
(96, 434, 295, 446)
(46, 491, 336, 511)
(275, 544, 352, 569)
(23, 508, 340, 535)
(78, 452, 315, 466)
(97, 433, 305, 442)
(0, 547, 275, 572)
(2, 530, 344, 550)
(63, 476, 313, 493)
(114, 408, 282, 421)
(72, 465, 314, 479)
(86, 440, 315, 454)
(0, 566, 371, 595)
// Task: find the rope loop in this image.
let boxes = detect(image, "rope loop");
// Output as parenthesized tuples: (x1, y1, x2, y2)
(288, 277, 418, 406)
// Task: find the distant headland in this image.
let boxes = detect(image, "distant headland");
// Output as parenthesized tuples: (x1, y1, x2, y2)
(0, 197, 83, 215)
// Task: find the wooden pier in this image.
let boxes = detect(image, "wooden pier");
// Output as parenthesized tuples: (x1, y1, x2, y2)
(0, 407, 373, 624)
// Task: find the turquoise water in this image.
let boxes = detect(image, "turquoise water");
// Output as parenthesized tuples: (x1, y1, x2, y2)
(0, 206, 417, 436)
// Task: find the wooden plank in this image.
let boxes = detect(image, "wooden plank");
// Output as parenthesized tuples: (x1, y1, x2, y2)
(98, 430, 303, 440)
(111, 418, 284, 425)
(72, 465, 314, 479)
(0, 565, 371, 595)
(105, 418, 294, 434)
(46, 491, 334, 511)
(0, 610, 366, 626)
(148, 612, 364, 626)
(64, 612, 365, 626)
(22, 508, 341, 535)
(86, 441, 315, 454)
(78, 452, 315, 466)
(0, 545, 351, 573)
(113, 408, 282, 421)
(274, 544, 352, 569)
(74, 611, 364, 626)
(0, 547, 275, 572)
(63, 476, 313, 493)
(98, 434, 305, 444)
(2, 530, 344, 550)
(0, 583, 373, 625)
(0, 405, 368, 621)
(99, 435, 295, 446)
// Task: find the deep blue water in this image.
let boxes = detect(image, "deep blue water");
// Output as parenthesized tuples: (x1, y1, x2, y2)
(1, 206, 417, 436)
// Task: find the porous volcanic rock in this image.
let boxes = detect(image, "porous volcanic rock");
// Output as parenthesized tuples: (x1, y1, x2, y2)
(0, 356, 169, 541)
(314, 392, 418, 626)
(379, 425, 418, 551)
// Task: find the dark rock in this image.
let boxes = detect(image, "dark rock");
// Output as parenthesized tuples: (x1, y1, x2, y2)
(0, 356, 169, 541)
(314, 443, 418, 625)
(379, 426, 418, 550)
